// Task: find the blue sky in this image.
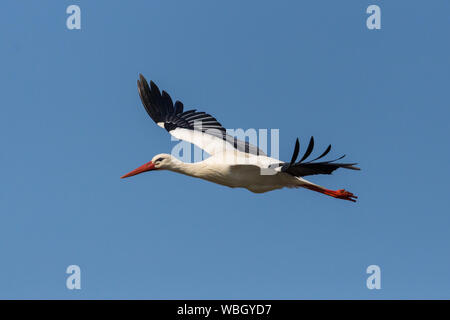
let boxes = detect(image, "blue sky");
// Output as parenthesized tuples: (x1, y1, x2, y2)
(1, 0, 449, 299)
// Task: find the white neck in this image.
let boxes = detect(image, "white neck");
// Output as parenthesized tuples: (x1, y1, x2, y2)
(167, 158, 206, 178)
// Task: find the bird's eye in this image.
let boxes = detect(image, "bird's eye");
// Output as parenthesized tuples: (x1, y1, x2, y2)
(155, 157, 164, 162)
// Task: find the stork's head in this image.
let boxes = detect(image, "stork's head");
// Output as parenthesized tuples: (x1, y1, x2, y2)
(121, 153, 172, 179)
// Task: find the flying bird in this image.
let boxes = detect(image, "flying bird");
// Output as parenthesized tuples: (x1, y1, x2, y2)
(121, 74, 360, 202)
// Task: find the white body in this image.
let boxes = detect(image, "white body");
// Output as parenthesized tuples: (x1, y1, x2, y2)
(147, 127, 322, 193)
(160, 151, 313, 193)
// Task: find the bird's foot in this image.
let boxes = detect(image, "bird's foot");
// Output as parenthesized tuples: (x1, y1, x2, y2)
(324, 189, 358, 202)
(303, 185, 358, 202)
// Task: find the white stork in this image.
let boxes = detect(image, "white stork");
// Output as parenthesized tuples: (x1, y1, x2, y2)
(121, 75, 360, 202)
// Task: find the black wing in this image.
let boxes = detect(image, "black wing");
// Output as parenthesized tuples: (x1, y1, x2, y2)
(137, 74, 225, 133)
(280, 137, 360, 177)
(137, 74, 266, 156)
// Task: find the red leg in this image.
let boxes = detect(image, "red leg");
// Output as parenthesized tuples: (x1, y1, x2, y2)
(302, 184, 358, 202)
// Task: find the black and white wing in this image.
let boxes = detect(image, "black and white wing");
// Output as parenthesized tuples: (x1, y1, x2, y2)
(137, 74, 265, 156)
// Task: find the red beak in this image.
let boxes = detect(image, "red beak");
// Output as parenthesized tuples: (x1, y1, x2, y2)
(121, 161, 156, 179)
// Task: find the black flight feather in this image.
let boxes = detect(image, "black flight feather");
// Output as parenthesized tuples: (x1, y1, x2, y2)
(289, 138, 300, 166)
(281, 137, 360, 177)
(306, 144, 331, 163)
(299, 136, 314, 163)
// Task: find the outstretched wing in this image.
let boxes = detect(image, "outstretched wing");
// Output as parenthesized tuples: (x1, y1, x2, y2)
(137, 74, 265, 156)
(278, 137, 360, 177)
